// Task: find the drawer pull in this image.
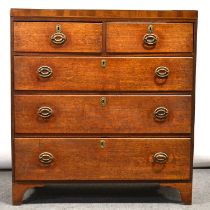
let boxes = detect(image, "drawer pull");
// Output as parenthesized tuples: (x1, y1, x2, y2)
(37, 66, 53, 78)
(101, 59, 107, 68)
(154, 107, 168, 121)
(99, 139, 105, 148)
(39, 152, 54, 164)
(143, 25, 158, 47)
(51, 24, 66, 45)
(100, 97, 107, 107)
(153, 152, 168, 164)
(38, 106, 53, 119)
(155, 66, 169, 78)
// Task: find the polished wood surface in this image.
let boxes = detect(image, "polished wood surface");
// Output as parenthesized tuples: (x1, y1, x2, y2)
(14, 22, 102, 52)
(14, 95, 191, 134)
(11, 9, 198, 20)
(14, 138, 191, 181)
(11, 9, 197, 205)
(12, 183, 44, 205)
(107, 23, 193, 53)
(14, 56, 193, 91)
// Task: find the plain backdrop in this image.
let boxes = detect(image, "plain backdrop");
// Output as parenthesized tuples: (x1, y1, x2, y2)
(0, 0, 209, 168)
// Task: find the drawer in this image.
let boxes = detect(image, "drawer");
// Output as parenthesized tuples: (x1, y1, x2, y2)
(14, 56, 193, 91)
(14, 95, 191, 134)
(14, 22, 102, 52)
(107, 23, 193, 53)
(14, 138, 191, 181)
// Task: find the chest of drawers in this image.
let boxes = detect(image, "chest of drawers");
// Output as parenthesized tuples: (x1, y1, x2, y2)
(11, 9, 198, 205)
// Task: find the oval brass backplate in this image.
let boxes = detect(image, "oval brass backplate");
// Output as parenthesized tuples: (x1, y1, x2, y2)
(51, 24, 66, 45)
(155, 66, 169, 78)
(38, 106, 53, 119)
(100, 97, 107, 107)
(99, 139, 105, 149)
(37, 66, 53, 78)
(39, 152, 54, 165)
(154, 107, 168, 121)
(143, 25, 158, 47)
(153, 152, 168, 164)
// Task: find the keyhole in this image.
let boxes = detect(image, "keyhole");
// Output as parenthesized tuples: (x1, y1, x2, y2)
(148, 25, 153, 34)
(99, 140, 105, 148)
(100, 97, 107, 106)
(56, 24, 61, 32)
(101, 59, 107, 68)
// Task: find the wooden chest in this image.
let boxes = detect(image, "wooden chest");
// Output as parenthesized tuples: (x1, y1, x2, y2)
(11, 9, 198, 205)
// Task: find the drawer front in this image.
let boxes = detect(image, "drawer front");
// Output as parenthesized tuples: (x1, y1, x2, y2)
(107, 23, 193, 53)
(14, 138, 191, 181)
(14, 95, 191, 134)
(14, 22, 102, 52)
(14, 56, 193, 91)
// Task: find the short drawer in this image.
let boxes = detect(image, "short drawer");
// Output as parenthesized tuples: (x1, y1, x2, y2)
(14, 138, 191, 181)
(14, 22, 102, 52)
(14, 95, 191, 134)
(107, 23, 193, 53)
(14, 56, 193, 91)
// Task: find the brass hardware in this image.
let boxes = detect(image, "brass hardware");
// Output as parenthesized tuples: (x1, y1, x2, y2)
(101, 59, 107, 68)
(100, 97, 107, 107)
(39, 152, 54, 164)
(51, 24, 66, 45)
(143, 25, 158, 46)
(154, 107, 168, 121)
(38, 106, 53, 119)
(37, 66, 53, 78)
(155, 66, 169, 78)
(153, 152, 168, 164)
(99, 139, 105, 148)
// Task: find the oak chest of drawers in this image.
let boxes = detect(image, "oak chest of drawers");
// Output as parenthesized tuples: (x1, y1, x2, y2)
(11, 9, 198, 205)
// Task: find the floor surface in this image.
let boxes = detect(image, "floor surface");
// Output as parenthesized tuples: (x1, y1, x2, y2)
(0, 169, 210, 209)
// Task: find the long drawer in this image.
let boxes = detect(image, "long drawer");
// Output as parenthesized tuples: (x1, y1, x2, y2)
(14, 56, 193, 91)
(107, 23, 193, 53)
(14, 138, 191, 181)
(14, 95, 191, 134)
(14, 22, 102, 52)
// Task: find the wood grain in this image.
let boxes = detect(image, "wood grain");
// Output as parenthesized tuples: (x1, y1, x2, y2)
(12, 183, 44, 205)
(14, 95, 192, 134)
(14, 138, 191, 181)
(11, 9, 198, 20)
(107, 23, 193, 53)
(14, 22, 102, 52)
(11, 9, 197, 205)
(14, 56, 193, 91)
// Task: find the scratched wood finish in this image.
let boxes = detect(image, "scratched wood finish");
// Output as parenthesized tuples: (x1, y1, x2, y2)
(14, 138, 191, 181)
(107, 23, 193, 53)
(14, 22, 102, 52)
(14, 95, 191, 134)
(14, 56, 193, 91)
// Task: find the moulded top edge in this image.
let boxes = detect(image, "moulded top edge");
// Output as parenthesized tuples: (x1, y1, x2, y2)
(10, 9, 198, 20)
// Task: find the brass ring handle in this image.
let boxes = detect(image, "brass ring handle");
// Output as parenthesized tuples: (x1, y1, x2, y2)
(155, 66, 169, 78)
(154, 107, 168, 121)
(38, 106, 53, 119)
(51, 24, 66, 45)
(153, 152, 168, 164)
(39, 152, 54, 164)
(143, 25, 158, 46)
(37, 66, 53, 78)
